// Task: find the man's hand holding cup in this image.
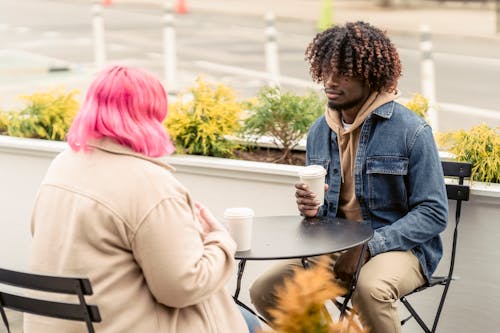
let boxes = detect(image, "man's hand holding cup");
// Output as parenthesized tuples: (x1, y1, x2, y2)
(296, 165, 328, 217)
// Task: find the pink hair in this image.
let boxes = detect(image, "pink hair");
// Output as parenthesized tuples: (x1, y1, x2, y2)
(67, 65, 175, 157)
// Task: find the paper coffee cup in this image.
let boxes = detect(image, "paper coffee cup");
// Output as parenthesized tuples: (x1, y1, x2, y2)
(223, 207, 254, 251)
(298, 165, 327, 206)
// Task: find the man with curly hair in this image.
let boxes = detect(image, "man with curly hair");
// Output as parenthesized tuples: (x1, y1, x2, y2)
(250, 21, 448, 333)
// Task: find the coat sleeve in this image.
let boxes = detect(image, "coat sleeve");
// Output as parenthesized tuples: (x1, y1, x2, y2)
(367, 124, 448, 256)
(131, 194, 237, 308)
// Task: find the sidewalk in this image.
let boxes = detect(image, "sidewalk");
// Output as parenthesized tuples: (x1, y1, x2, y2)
(107, 0, 500, 41)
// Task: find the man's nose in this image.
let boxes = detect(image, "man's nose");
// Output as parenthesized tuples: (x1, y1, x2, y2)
(325, 73, 339, 87)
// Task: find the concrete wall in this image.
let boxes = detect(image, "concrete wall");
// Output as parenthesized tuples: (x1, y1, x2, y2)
(0, 136, 302, 271)
(1, 136, 499, 332)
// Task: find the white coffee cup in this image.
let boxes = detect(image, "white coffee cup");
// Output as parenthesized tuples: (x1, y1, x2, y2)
(298, 165, 327, 207)
(223, 207, 254, 251)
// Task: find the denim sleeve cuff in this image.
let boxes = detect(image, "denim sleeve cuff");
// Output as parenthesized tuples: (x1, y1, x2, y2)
(367, 230, 386, 256)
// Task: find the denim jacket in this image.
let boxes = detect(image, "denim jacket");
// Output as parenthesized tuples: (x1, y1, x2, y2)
(306, 101, 448, 280)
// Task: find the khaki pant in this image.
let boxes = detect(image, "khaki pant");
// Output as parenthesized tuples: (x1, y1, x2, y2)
(249, 250, 425, 333)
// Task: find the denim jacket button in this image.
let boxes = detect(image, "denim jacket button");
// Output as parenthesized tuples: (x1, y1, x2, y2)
(333, 168, 339, 174)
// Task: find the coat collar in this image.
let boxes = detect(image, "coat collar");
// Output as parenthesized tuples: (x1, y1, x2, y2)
(87, 138, 176, 172)
(372, 100, 396, 119)
(370, 89, 401, 119)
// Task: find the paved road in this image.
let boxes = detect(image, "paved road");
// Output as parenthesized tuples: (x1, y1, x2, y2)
(1, 0, 499, 132)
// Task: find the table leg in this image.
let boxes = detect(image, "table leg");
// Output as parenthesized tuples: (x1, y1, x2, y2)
(232, 259, 270, 325)
(339, 243, 368, 317)
(301, 256, 333, 324)
(234, 259, 247, 299)
(301, 257, 309, 269)
(233, 296, 270, 325)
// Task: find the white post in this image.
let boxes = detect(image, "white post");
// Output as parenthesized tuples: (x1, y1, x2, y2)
(163, 1, 178, 93)
(92, 0, 106, 70)
(265, 12, 280, 87)
(419, 25, 438, 132)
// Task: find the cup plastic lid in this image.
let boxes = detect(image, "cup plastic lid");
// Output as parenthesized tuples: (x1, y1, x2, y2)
(298, 165, 327, 178)
(223, 207, 255, 218)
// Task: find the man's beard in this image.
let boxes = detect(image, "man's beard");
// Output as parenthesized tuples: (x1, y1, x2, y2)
(327, 97, 363, 111)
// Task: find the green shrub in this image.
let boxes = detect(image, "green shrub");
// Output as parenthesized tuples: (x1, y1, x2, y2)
(242, 86, 324, 163)
(437, 124, 499, 183)
(164, 77, 244, 158)
(5, 89, 79, 141)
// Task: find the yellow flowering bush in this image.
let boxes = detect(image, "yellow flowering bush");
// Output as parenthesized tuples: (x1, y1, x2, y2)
(3, 89, 79, 141)
(437, 124, 499, 183)
(403, 94, 499, 183)
(0, 112, 8, 134)
(404, 93, 429, 120)
(164, 77, 244, 157)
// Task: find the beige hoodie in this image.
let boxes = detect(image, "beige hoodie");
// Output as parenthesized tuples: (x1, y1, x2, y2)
(325, 91, 400, 221)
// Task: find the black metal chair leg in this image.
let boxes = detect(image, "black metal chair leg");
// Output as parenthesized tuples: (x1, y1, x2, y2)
(401, 296, 431, 333)
(431, 279, 452, 332)
(0, 304, 11, 333)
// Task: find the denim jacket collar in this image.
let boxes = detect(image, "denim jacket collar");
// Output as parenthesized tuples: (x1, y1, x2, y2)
(371, 101, 395, 119)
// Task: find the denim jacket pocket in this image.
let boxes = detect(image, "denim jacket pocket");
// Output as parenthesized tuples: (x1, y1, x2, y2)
(366, 156, 409, 210)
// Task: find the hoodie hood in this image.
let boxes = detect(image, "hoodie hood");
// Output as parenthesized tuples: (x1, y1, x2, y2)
(323, 90, 400, 221)
(325, 90, 400, 137)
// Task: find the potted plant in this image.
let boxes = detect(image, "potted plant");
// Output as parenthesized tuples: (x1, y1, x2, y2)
(0, 89, 78, 140)
(0, 112, 8, 135)
(437, 124, 499, 183)
(404, 93, 429, 121)
(241, 86, 324, 164)
(164, 76, 245, 158)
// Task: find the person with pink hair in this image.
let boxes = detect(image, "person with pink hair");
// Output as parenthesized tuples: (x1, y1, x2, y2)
(24, 65, 253, 333)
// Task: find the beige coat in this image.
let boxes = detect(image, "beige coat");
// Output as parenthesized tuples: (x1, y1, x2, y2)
(24, 139, 248, 333)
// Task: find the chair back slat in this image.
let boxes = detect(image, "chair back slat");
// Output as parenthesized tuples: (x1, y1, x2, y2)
(0, 268, 93, 295)
(441, 161, 472, 179)
(0, 293, 101, 322)
(0, 268, 101, 333)
(446, 184, 470, 202)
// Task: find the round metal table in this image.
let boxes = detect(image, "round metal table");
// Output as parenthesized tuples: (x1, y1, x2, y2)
(235, 215, 373, 260)
(233, 215, 373, 322)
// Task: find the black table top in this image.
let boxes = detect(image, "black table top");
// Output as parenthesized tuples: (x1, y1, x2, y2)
(235, 215, 373, 260)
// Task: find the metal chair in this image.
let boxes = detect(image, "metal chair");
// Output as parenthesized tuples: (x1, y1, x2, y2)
(0, 268, 101, 333)
(400, 160, 472, 333)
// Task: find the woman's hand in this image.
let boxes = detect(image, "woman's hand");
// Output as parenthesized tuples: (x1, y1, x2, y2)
(195, 202, 225, 236)
(294, 183, 328, 217)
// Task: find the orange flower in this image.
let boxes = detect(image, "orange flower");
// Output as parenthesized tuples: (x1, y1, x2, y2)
(264, 257, 366, 333)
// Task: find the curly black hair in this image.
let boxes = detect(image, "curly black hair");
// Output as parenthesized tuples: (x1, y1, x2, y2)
(305, 21, 402, 92)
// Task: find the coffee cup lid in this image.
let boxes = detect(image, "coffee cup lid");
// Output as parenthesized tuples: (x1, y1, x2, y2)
(224, 207, 255, 218)
(298, 165, 327, 178)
